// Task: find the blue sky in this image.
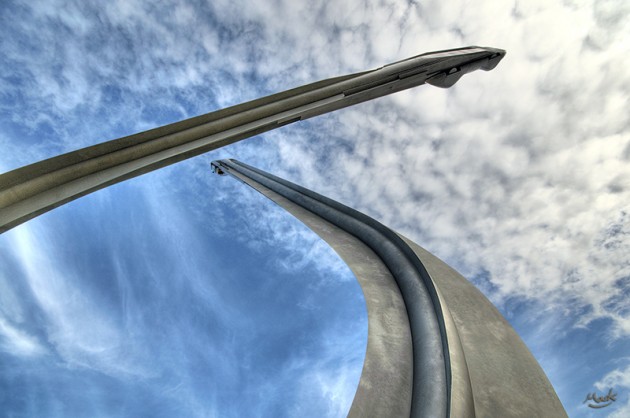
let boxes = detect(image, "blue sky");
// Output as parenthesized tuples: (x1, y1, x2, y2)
(1, 0, 629, 417)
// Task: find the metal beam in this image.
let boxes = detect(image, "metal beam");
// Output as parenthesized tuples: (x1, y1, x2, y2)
(211, 158, 568, 418)
(0, 46, 505, 233)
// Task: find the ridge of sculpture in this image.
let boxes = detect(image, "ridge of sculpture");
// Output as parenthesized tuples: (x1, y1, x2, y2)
(0, 44, 570, 417)
(0, 46, 504, 233)
(212, 159, 568, 418)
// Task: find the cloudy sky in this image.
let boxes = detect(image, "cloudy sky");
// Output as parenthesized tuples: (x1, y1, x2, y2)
(1, 0, 629, 416)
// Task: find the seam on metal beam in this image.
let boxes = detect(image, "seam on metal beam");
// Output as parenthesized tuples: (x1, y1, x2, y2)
(0, 46, 505, 234)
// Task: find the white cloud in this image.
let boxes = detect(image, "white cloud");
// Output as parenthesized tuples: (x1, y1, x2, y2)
(594, 363, 630, 417)
(596, 363, 630, 390)
(249, 0, 630, 341)
(0, 317, 45, 357)
(607, 399, 630, 418)
(283, 319, 365, 418)
(1, 0, 629, 414)
(5, 221, 155, 378)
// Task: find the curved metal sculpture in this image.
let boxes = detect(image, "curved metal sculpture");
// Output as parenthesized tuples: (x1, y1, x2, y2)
(0, 46, 505, 233)
(0, 40, 569, 416)
(212, 159, 568, 418)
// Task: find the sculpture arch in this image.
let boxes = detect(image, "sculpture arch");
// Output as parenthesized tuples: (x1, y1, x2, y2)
(212, 159, 567, 418)
(0, 44, 568, 417)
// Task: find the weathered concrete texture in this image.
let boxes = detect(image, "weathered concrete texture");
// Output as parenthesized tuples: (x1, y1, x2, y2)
(213, 159, 452, 417)
(402, 239, 568, 418)
(213, 159, 568, 418)
(430, 278, 476, 418)
(223, 166, 413, 417)
(0, 46, 505, 233)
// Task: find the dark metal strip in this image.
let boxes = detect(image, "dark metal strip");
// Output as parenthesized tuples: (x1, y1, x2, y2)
(214, 159, 452, 418)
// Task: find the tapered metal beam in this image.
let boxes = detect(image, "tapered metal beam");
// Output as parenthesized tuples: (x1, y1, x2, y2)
(0, 46, 505, 233)
(211, 159, 568, 418)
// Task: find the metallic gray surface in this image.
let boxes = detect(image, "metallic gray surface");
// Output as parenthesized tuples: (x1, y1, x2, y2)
(403, 239, 568, 418)
(213, 159, 568, 418)
(214, 159, 450, 418)
(220, 166, 414, 417)
(0, 46, 505, 233)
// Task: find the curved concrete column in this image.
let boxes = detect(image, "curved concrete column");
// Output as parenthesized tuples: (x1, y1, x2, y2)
(402, 239, 568, 417)
(0, 46, 505, 233)
(211, 159, 567, 418)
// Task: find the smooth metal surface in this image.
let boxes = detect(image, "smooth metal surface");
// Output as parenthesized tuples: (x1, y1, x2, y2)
(221, 167, 415, 417)
(213, 159, 449, 418)
(403, 240, 568, 417)
(212, 159, 568, 418)
(0, 46, 505, 233)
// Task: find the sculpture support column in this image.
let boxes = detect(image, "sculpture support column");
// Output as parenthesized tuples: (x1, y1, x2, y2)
(212, 159, 568, 418)
(0, 46, 505, 233)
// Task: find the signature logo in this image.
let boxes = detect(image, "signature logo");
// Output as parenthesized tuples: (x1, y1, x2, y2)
(584, 388, 617, 409)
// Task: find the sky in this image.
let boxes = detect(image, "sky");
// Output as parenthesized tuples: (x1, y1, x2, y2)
(0, 0, 629, 417)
